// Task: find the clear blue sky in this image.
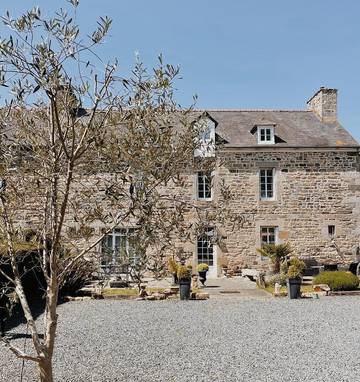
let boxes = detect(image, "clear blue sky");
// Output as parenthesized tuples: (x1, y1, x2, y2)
(0, 0, 359, 142)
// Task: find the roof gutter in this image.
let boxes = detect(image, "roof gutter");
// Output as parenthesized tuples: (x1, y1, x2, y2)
(220, 145, 360, 152)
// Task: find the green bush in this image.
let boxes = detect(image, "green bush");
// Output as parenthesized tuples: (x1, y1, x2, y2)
(267, 273, 287, 287)
(287, 257, 306, 279)
(313, 271, 360, 291)
(177, 265, 191, 280)
(197, 263, 209, 272)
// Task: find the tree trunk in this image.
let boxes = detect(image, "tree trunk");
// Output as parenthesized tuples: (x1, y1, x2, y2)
(38, 359, 53, 382)
(273, 258, 281, 274)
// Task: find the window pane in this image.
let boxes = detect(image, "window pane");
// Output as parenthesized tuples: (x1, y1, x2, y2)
(198, 171, 212, 199)
(197, 229, 214, 266)
(260, 169, 275, 199)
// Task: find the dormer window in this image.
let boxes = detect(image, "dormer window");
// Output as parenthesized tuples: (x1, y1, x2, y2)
(257, 125, 275, 145)
(194, 115, 216, 157)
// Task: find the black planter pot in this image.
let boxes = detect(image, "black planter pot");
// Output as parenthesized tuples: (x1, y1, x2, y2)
(172, 273, 179, 285)
(198, 270, 208, 286)
(287, 278, 301, 299)
(179, 279, 191, 300)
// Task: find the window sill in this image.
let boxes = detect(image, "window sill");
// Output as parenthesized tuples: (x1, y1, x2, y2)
(259, 198, 277, 203)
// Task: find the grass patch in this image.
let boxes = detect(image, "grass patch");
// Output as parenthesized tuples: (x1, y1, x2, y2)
(263, 284, 314, 296)
(102, 288, 138, 296)
(101, 287, 167, 297)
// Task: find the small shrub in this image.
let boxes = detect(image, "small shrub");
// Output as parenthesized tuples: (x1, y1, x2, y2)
(197, 263, 209, 272)
(280, 260, 288, 275)
(167, 257, 178, 274)
(313, 271, 359, 291)
(177, 265, 191, 280)
(256, 243, 293, 273)
(267, 273, 287, 287)
(287, 257, 306, 279)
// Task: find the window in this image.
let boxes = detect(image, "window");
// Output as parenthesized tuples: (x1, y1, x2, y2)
(101, 228, 138, 269)
(194, 117, 216, 157)
(260, 168, 275, 200)
(261, 227, 278, 246)
(197, 171, 212, 200)
(258, 126, 275, 144)
(197, 228, 214, 266)
(328, 225, 336, 237)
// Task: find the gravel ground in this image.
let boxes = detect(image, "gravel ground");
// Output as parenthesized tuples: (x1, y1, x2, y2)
(1, 297, 360, 382)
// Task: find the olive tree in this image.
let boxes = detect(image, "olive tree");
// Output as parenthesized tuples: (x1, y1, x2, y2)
(0, 2, 246, 381)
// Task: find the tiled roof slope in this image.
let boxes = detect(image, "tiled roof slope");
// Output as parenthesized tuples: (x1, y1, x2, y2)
(195, 110, 359, 148)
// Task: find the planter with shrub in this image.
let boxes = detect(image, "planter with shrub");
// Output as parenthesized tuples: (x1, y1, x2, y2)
(197, 263, 209, 286)
(286, 257, 306, 299)
(177, 265, 192, 300)
(168, 257, 179, 285)
(313, 271, 359, 291)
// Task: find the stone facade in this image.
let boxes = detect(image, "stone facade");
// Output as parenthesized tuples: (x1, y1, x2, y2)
(213, 149, 360, 273)
(11, 88, 359, 278)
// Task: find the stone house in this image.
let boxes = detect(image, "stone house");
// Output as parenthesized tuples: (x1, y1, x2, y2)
(26, 86, 356, 279)
(142, 87, 359, 278)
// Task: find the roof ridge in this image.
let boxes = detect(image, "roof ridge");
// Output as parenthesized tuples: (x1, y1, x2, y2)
(193, 109, 311, 112)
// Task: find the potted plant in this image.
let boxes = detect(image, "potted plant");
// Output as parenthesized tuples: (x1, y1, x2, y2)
(197, 263, 209, 286)
(286, 257, 306, 299)
(177, 265, 192, 300)
(168, 257, 179, 285)
(256, 243, 292, 274)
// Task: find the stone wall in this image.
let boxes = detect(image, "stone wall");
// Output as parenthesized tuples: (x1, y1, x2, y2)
(213, 149, 360, 272)
(10, 148, 359, 276)
(66, 149, 360, 275)
(307, 87, 337, 123)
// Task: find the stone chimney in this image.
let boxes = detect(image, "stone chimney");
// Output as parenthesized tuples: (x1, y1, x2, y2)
(307, 87, 337, 123)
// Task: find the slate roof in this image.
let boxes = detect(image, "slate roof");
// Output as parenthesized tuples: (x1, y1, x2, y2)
(193, 110, 359, 149)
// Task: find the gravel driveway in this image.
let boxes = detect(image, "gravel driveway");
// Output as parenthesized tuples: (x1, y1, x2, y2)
(1, 297, 360, 382)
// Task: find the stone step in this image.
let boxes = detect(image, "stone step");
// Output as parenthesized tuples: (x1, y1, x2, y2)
(302, 276, 314, 285)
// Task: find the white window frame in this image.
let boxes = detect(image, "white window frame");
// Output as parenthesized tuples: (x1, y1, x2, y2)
(257, 125, 275, 145)
(260, 168, 276, 201)
(194, 117, 216, 157)
(260, 226, 278, 246)
(197, 228, 215, 266)
(197, 171, 212, 201)
(101, 228, 138, 268)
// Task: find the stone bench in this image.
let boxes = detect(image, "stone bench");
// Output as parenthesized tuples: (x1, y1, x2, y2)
(241, 268, 259, 281)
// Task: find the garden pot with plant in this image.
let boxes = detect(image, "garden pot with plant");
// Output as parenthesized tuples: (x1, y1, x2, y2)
(168, 257, 179, 285)
(286, 257, 306, 299)
(177, 265, 192, 300)
(197, 263, 209, 286)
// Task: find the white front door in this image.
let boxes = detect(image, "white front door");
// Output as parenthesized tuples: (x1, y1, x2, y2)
(197, 229, 218, 279)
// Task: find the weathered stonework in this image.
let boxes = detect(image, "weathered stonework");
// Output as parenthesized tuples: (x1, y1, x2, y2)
(307, 87, 337, 123)
(212, 149, 360, 273)
(8, 88, 359, 278)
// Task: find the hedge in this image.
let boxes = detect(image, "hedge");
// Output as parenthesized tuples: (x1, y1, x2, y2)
(313, 271, 359, 291)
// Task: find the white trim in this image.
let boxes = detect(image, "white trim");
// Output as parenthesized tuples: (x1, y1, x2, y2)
(196, 229, 217, 278)
(196, 171, 213, 201)
(194, 117, 216, 157)
(259, 168, 276, 201)
(257, 125, 275, 145)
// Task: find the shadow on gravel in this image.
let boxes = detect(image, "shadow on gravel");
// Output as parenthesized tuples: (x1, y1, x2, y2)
(3, 297, 46, 334)
(6, 332, 45, 340)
